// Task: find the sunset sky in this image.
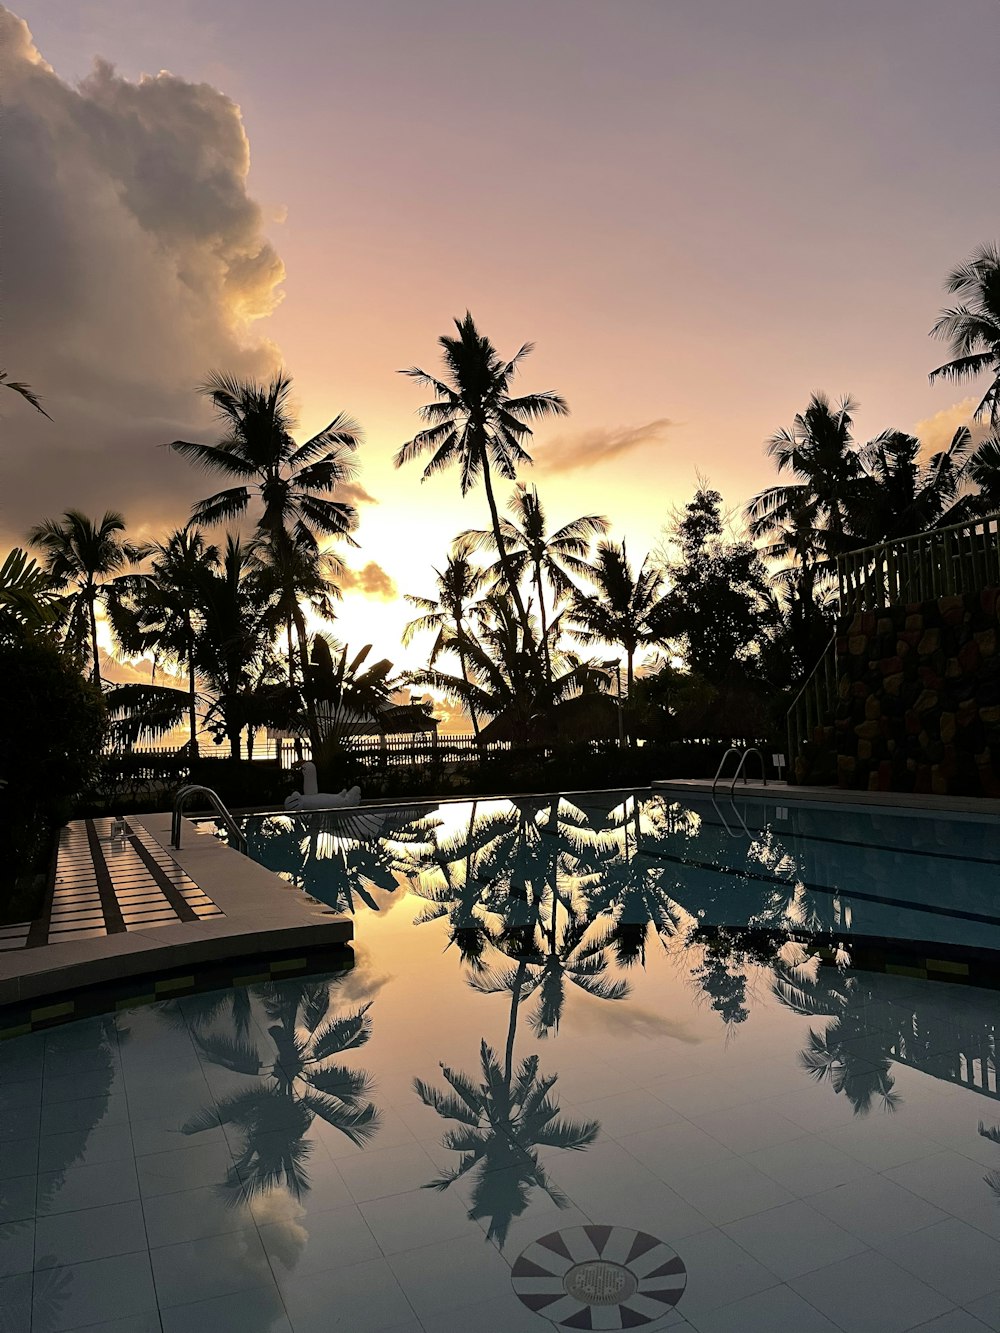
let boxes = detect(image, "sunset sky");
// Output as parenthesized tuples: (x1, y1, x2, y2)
(3, 0, 1000, 708)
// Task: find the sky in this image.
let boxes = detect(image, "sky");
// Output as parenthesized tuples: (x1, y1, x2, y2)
(2, 0, 999, 713)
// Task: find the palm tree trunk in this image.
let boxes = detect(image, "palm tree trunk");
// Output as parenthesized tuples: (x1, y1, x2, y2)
(504, 959, 528, 1084)
(454, 618, 481, 742)
(87, 588, 102, 689)
(481, 457, 534, 673)
(534, 562, 552, 688)
(286, 619, 296, 690)
(186, 624, 199, 757)
(292, 604, 320, 756)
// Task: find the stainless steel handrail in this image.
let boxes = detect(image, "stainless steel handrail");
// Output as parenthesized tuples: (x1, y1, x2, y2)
(171, 784, 247, 853)
(711, 747, 742, 795)
(729, 747, 767, 796)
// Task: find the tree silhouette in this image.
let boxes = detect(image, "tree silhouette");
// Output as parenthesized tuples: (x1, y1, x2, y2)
(182, 978, 381, 1203)
(929, 243, 1000, 425)
(395, 313, 568, 671)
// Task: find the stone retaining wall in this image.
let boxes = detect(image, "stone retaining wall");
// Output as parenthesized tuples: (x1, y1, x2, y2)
(820, 588, 1000, 795)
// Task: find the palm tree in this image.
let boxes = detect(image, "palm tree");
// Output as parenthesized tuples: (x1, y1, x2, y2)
(746, 394, 866, 571)
(182, 977, 380, 1203)
(458, 485, 608, 685)
(110, 527, 219, 754)
(929, 243, 1000, 425)
(403, 555, 489, 738)
(28, 510, 142, 687)
(566, 539, 669, 698)
(192, 535, 283, 758)
(169, 371, 362, 753)
(395, 313, 568, 671)
(1, 369, 51, 419)
(0, 548, 65, 634)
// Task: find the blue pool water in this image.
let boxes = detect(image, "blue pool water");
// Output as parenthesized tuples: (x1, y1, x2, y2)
(237, 790, 1000, 960)
(2, 789, 999, 1331)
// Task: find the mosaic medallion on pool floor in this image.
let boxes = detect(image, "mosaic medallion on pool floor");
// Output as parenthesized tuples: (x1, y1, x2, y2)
(512, 1224, 687, 1328)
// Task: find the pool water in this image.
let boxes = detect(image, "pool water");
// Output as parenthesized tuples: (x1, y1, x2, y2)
(1, 790, 999, 1332)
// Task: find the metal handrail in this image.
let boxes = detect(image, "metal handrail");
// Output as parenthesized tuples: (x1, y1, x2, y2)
(171, 784, 247, 853)
(729, 747, 767, 796)
(711, 747, 743, 794)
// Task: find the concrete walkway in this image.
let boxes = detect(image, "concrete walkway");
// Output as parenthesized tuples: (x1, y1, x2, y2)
(0, 811, 351, 1009)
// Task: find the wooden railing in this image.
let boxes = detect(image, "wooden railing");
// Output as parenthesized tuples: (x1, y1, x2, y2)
(839, 513, 1000, 614)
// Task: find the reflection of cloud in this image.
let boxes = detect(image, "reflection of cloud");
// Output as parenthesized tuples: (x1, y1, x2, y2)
(535, 418, 673, 474)
(251, 1192, 309, 1270)
(0, 9, 285, 543)
(339, 561, 397, 600)
(575, 990, 702, 1042)
(334, 948, 394, 1004)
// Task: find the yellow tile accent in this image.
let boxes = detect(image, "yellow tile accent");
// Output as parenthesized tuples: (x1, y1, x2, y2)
(115, 994, 157, 1010)
(886, 964, 927, 979)
(0, 1024, 33, 1040)
(31, 1001, 74, 1021)
(270, 958, 307, 973)
(155, 976, 196, 994)
(926, 958, 970, 975)
(234, 973, 270, 986)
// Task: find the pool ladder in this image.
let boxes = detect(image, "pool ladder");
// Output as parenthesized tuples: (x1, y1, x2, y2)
(170, 784, 247, 854)
(711, 747, 768, 796)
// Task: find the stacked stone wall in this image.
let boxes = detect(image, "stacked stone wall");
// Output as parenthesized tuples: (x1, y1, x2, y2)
(829, 588, 1000, 795)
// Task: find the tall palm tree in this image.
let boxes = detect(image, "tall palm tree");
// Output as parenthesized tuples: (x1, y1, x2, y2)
(403, 555, 489, 738)
(457, 485, 608, 685)
(566, 539, 669, 697)
(394, 313, 569, 671)
(28, 510, 142, 687)
(929, 243, 1000, 425)
(0, 548, 65, 634)
(745, 394, 866, 571)
(192, 535, 283, 758)
(110, 527, 219, 754)
(169, 371, 362, 753)
(1, 369, 51, 419)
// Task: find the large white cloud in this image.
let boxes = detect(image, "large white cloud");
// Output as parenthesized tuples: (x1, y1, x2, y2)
(0, 8, 285, 542)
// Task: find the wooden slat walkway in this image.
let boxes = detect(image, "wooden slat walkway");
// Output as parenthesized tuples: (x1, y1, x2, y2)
(0, 817, 224, 952)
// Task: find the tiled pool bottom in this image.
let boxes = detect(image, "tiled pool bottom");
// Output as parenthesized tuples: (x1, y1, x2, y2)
(1, 902, 999, 1333)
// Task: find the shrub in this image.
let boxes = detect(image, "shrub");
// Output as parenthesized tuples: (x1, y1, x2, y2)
(0, 631, 106, 921)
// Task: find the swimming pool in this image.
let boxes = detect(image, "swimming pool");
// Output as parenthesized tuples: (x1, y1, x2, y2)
(237, 789, 1000, 965)
(2, 789, 999, 1331)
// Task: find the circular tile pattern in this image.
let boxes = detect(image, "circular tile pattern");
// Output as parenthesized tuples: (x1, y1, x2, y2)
(511, 1224, 687, 1329)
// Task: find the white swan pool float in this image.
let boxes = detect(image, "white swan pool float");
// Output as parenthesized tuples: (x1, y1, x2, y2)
(284, 761, 361, 810)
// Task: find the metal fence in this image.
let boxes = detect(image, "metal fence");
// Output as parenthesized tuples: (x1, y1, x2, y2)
(838, 512, 1000, 614)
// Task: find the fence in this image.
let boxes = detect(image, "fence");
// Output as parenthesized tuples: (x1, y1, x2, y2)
(838, 512, 1000, 614)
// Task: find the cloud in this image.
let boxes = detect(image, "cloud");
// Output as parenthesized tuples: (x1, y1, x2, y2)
(339, 561, 398, 600)
(0, 8, 286, 545)
(912, 396, 986, 456)
(534, 418, 674, 474)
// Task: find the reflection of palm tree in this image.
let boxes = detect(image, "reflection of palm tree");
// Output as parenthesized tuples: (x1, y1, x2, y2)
(183, 979, 380, 1202)
(979, 1122, 1000, 1202)
(415, 1037, 599, 1246)
(773, 960, 900, 1115)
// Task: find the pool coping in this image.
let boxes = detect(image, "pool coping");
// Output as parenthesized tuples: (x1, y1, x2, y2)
(0, 812, 352, 1009)
(651, 777, 1000, 818)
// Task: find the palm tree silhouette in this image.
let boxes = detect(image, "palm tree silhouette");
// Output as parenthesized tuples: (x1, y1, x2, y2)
(457, 484, 608, 687)
(403, 555, 489, 740)
(170, 371, 362, 753)
(395, 313, 568, 669)
(182, 978, 381, 1203)
(28, 509, 142, 686)
(772, 960, 901, 1116)
(929, 243, 1000, 425)
(1, 368, 51, 419)
(567, 539, 669, 700)
(415, 1030, 599, 1245)
(110, 527, 219, 754)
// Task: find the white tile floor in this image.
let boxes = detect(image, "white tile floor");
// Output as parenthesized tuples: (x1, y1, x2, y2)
(2, 836, 1000, 1332)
